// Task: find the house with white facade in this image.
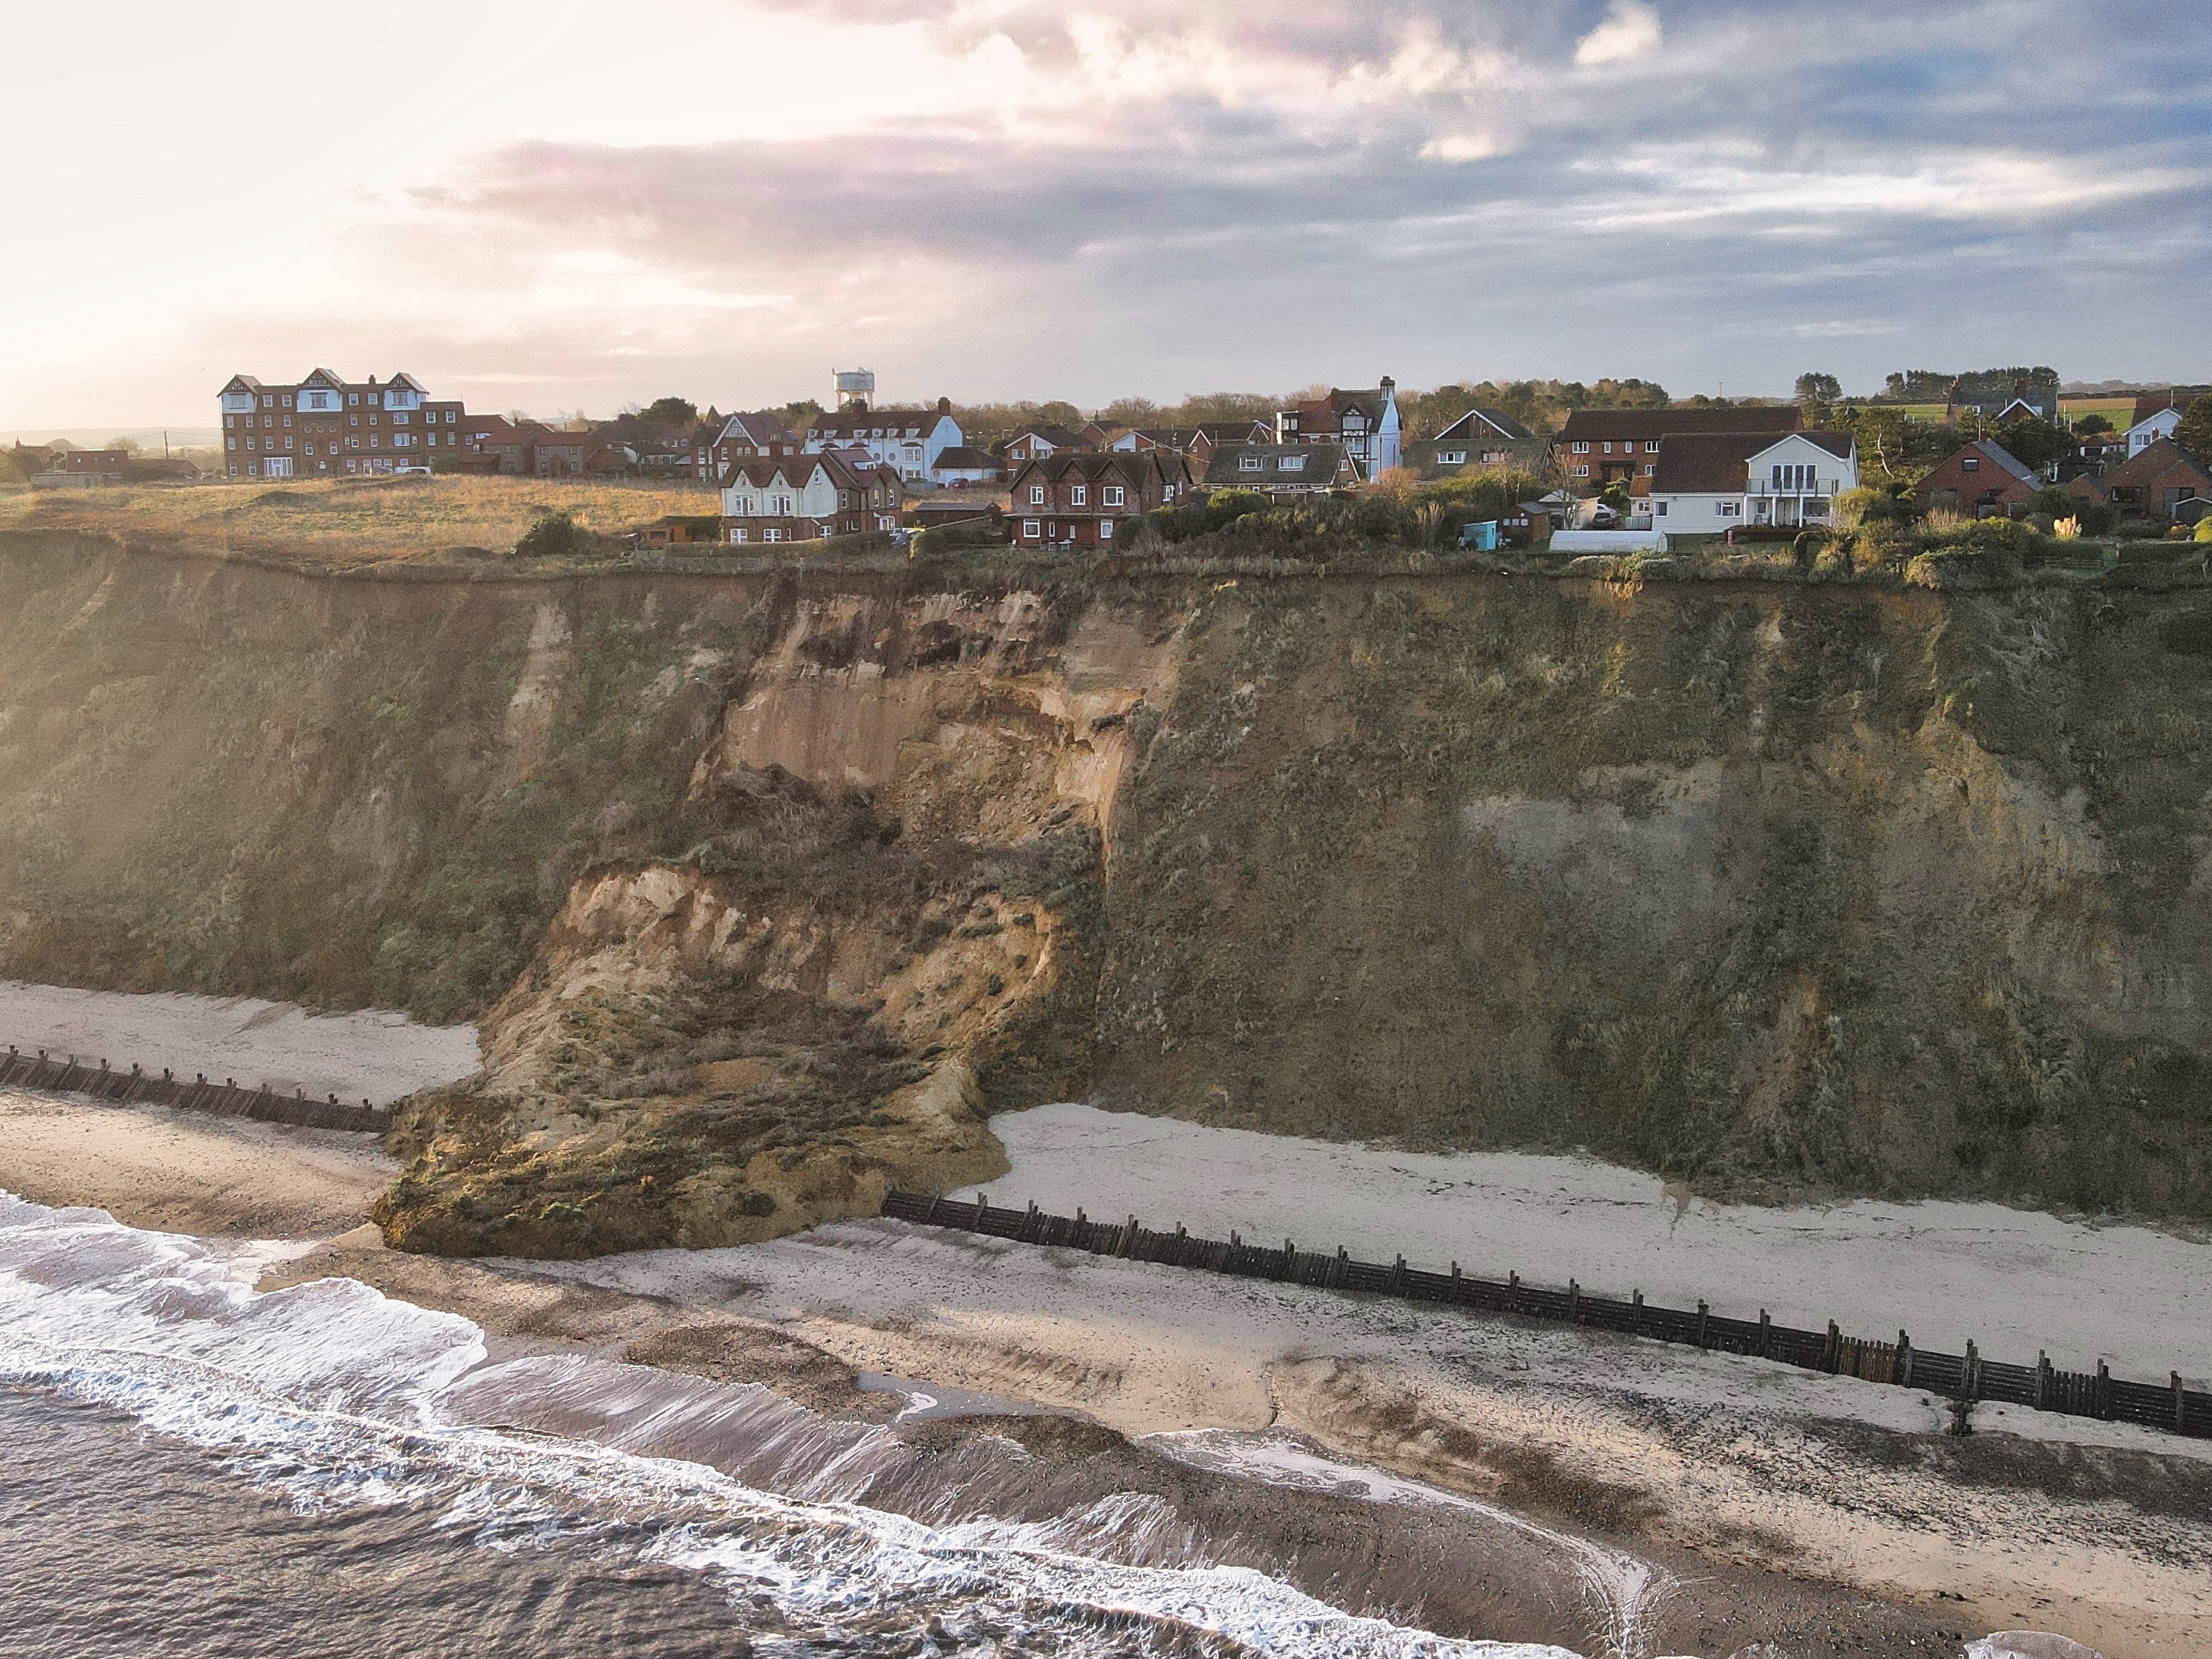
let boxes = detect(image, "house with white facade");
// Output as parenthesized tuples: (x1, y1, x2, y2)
(2124, 390, 2206, 457)
(1636, 431, 1858, 531)
(805, 397, 963, 481)
(721, 450, 902, 544)
(1275, 381, 1400, 479)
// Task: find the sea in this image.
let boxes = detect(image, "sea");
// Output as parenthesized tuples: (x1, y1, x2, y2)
(0, 1191, 1595, 1659)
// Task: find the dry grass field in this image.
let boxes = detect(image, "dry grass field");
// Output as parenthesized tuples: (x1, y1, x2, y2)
(0, 475, 721, 566)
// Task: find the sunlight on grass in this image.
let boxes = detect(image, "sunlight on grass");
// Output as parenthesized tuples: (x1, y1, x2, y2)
(0, 475, 721, 565)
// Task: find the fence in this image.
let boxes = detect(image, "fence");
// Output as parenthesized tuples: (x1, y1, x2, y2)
(879, 1189, 2210, 1443)
(0, 1045, 389, 1133)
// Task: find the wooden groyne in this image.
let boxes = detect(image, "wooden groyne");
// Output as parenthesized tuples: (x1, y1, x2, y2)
(880, 1188, 2211, 1443)
(0, 1045, 390, 1133)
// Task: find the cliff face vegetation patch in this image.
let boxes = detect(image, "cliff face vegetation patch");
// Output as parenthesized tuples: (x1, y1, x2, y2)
(1094, 578, 2212, 1219)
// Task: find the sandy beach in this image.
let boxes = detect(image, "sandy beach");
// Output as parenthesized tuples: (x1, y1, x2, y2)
(2, 1050, 2203, 1657)
(0, 980, 479, 1105)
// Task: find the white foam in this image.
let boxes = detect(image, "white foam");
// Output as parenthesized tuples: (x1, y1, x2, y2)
(0, 1191, 1581, 1659)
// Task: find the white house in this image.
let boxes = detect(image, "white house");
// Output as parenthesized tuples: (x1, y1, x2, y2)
(805, 396, 963, 481)
(1637, 431, 1858, 530)
(2127, 406, 2184, 457)
(1275, 381, 1400, 478)
(721, 450, 900, 543)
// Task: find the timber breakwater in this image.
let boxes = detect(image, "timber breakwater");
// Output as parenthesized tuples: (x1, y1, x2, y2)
(882, 1188, 2212, 1442)
(0, 1045, 388, 1133)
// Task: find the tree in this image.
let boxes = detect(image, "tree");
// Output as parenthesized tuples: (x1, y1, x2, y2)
(640, 396, 697, 428)
(2073, 413, 2114, 436)
(1796, 371, 1842, 405)
(1097, 397, 1160, 429)
(2174, 397, 2212, 461)
(1997, 416, 2076, 472)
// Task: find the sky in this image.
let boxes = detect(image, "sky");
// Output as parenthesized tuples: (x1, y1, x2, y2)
(4, 0, 2209, 428)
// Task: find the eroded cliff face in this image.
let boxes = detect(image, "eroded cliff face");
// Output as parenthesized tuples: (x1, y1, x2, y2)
(1094, 579, 2212, 1217)
(5, 533, 2211, 1248)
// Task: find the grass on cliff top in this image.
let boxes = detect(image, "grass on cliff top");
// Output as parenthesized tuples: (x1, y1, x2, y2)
(0, 475, 721, 566)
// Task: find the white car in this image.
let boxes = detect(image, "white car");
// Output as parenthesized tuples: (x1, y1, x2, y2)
(395, 465, 432, 477)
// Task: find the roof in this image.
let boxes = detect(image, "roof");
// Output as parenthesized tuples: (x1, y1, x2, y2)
(1203, 442, 1357, 487)
(1285, 388, 1394, 436)
(2130, 388, 2209, 428)
(219, 374, 264, 395)
(931, 447, 999, 470)
(298, 367, 344, 388)
(1647, 434, 1770, 494)
(809, 406, 945, 440)
(2105, 437, 2212, 488)
(384, 372, 429, 395)
(1559, 406, 1801, 441)
(1756, 430, 1856, 461)
(1962, 439, 2039, 482)
(715, 410, 798, 448)
(1010, 424, 1088, 449)
(1433, 407, 1536, 443)
(1014, 450, 1184, 488)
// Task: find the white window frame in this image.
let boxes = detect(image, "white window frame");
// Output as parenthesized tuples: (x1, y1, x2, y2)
(1103, 485, 1125, 506)
(1022, 519, 1042, 538)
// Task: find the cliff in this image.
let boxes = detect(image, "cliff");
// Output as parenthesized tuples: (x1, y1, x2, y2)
(2, 530, 2208, 1251)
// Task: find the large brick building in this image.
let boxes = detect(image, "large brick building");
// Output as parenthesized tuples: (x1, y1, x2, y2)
(217, 369, 467, 478)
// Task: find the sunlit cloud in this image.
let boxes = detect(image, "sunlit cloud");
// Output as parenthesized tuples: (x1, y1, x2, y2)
(1574, 1, 1662, 67)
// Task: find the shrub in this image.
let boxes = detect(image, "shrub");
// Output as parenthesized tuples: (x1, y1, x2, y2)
(513, 509, 592, 559)
(2054, 516, 2082, 541)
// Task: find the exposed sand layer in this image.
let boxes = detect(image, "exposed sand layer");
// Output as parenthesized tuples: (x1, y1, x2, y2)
(948, 1102, 2212, 1384)
(0, 1090, 395, 1236)
(0, 980, 478, 1104)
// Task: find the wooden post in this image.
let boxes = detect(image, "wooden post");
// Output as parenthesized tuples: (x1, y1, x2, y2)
(1281, 1237, 1295, 1279)
(973, 1192, 988, 1228)
(1391, 1254, 1406, 1293)
(1632, 1289, 1644, 1336)
(2177, 1372, 2189, 1435)
(1965, 1340, 1980, 1400)
(1568, 1279, 1581, 1322)
(1758, 1309, 1772, 1359)
(2097, 1360, 2111, 1421)
(1450, 1261, 1462, 1301)
(1897, 1330, 1912, 1386)
(923, 1191, 941, 1223)
(1828, 1320, 1842, 1374)
(1697, 1300, 1710, 1348)
(2037, 1351, 2052, 1411)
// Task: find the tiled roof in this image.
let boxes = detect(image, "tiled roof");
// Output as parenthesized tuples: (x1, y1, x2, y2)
(1434, 407, 1536, 443)
(1647, 434, 1770, 494)
(1203, 442, 1356, 486)
(1560, 407, 1801, 440)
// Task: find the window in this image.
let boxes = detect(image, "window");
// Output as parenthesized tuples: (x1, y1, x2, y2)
(225, 436, 235, 450)
(1602, 442, 1612, 454)
(281, 395, 292, 408)
(1573, 465, 1590, 478)
(1029, 485, 1045, 503)
(1101, 518, 1115, 538)
(393, 412, 409, 425)
(1022, 519, 1042, 538)
(1719, 502, 1739, 516)
(246, 436, 257, 450)
(1070, 485, 1087, 506)
(347, 393, 358, 406)
(1961, 456, 1981, 472)
(729, 527, 749, 544)
(1103, 485, 1125, 506)
(1572, 441, 1589, 454)
(1240, 455, 1264, 471)
(1438, 450, 1467, 465)
(1655, 501, 1668, 514)
(1647, 441, 1661, 453)
(263, 395, 273, 408)
(283, 415, 292, 427)
(1279, 454, 1306, 472)
(764, 528, 783, 542)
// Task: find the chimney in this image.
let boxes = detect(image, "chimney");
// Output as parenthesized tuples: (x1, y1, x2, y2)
(1276, 409, 1299, 443)
(937, 396, 951, 415)
(1381, 375, 1395, 396)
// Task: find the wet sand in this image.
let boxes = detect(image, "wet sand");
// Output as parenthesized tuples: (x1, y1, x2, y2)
(0, 1071, 2184, 1657)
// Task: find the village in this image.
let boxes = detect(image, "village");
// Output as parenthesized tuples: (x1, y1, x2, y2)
(7, 364, 2210, 564)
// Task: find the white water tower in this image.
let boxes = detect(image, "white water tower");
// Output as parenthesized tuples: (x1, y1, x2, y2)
(832, 367, 875, 410)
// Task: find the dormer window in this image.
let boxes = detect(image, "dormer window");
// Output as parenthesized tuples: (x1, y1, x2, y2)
(1240, 455, 1264, 470)
(1279, 454, 1306, 471)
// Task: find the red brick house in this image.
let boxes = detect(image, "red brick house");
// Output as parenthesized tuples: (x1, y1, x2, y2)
(1002, 424, 1090, 468)
(534, 433, 593, 477)
(1008, 450, 1192, 547)
(1556, 405, 1800, 489)
(1913, 440, 2040, 515)
(461, 416, 541, 475)
(708, 411, 800, 479)
(2102, 439, 2212, 520)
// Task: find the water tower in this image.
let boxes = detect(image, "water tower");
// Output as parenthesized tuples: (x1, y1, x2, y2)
(832, 368, 875, 411)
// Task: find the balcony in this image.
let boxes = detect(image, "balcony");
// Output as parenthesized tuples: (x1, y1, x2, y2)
(1746, 478, 1848, 497)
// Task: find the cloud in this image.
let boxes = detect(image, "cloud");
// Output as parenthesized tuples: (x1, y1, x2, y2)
(1574, 0, 1662, 67)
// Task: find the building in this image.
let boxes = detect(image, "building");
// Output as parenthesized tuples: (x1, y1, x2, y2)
(1106, 422, 1271, 471)
(1275, 381, 1400, 478)
(721, 450, 903, 544)
(1556, 406, 1801, 489)
(2102, 439, 2212, 521)
(1636, 432, 1858, 530)
(708, 412, 800, 478)
(1947, 370, 2061, 423)
(2124, 388, 2208, 457)
(928, 446, 1002, 487)
(533, 433, 593, 478)
(805, 397, 963, 481)
(1405, 409, 1549, 480)
(217, 369, 464, 478)
(1001, 424, 1090, 468)
(1202, 442, 1362, 499)
(1913, 440, 2040, 516)
(461, 416, 541, 475)
(1008, 450, 1192, 547)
